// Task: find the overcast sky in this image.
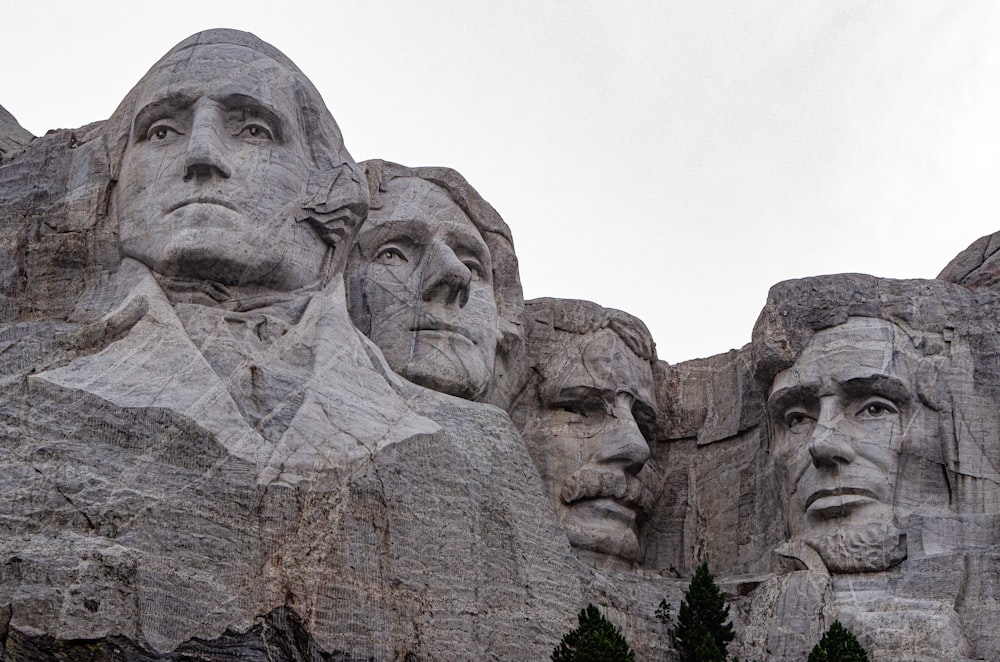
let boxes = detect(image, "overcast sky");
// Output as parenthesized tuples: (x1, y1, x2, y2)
(4, 1, 1000, 363)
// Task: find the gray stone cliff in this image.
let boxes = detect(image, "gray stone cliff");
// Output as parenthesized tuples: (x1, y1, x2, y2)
(4, 28, 1000, 662)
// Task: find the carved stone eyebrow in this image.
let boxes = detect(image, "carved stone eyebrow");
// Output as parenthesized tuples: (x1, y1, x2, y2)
(766, 385, 814, 418)
(359, 217, 429, 249)
(132, 92, 197, 141)
(549, 385, 608, 408)
(841, 374, 912, 404)
(214, 93, 286, 142)
(445, 224, 491, 265)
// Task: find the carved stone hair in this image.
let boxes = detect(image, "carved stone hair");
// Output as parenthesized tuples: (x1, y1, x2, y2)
(751, 274, 978, 395)
(522, 297, 657, 366)
(359, 159, 526, 410)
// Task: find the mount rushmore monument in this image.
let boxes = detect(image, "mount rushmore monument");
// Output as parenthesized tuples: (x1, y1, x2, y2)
(2, 29, 1000, 661)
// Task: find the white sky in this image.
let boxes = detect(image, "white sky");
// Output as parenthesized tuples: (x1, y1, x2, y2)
(4, 1, 1000, 363)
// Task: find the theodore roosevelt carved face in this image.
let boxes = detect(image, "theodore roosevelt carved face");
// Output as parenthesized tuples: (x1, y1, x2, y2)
(516, 300, 658, 566)
(767, 317, 944, 572)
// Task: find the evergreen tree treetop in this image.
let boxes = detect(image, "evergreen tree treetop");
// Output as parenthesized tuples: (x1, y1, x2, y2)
(674, 561, 735, 662)
(808, 620, 869, 662)
(552, 603, 635, 662)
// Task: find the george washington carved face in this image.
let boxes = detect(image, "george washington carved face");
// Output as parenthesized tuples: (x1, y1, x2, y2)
(115, 39, 332, 292)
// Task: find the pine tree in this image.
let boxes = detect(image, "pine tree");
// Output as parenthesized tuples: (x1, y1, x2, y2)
(808, 620, 869, 662)
(674, 561, 735, 662)
(551, 603, 635, 662)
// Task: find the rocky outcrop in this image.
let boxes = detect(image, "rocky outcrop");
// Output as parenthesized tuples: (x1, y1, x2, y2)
(0, 106, 33, 163)
(5, 27, 1000, 662)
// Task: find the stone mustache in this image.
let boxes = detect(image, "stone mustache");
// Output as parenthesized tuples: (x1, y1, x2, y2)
(3, 26, 1000, 662)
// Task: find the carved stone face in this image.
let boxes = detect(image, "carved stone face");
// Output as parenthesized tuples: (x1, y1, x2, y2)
(768, 317, 938, 572)
(116, 43, 326, 291)
(348, 176, 500, 400)
(521, 328, 656, 564)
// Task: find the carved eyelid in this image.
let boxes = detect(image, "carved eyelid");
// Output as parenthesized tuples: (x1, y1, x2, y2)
(220, 96, 285, 141)
(552, 387, 611, 414)
(767, 387, 816, 422)
(236, 123, 273, 139)
(854, 396, 899, 416)
(145, 121, 183, 141)
(132, 94, 197, 142)
(372, 237, 416, 259)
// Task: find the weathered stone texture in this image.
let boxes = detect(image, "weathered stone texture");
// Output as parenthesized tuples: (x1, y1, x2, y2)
(7, 27, 1000, 662)
(0, 106, 33, 163)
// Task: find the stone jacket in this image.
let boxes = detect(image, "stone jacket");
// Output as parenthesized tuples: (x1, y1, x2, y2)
(29, 257, 439, 485)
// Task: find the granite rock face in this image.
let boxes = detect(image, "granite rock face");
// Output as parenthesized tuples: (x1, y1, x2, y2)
(511, 298, 659, 568)
(346, 160, 524, 411)
(5, 27, 1000, 662)
(0, 30, 580, 661)
(0, 106, 33, 164)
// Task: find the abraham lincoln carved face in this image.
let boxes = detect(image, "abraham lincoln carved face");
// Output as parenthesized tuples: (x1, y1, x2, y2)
(768, 317, 946, 572)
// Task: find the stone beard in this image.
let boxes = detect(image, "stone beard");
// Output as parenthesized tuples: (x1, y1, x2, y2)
(768, 317, 945, 573)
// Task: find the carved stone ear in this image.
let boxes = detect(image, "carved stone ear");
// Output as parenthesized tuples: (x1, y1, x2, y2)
(299, 203, 367, 251)
(915, 354, 950, 412)
(299, 164, 370, 253)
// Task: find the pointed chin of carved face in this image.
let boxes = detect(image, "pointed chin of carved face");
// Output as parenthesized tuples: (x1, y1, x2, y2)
(560, 510, 643, 563)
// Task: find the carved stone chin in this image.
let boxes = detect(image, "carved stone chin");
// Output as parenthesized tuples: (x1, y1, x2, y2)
(801, 519, 908, 574)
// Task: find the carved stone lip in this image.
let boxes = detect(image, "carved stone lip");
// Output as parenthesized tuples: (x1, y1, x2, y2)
(167, 197, 239, 213)
(805, 487, 879, 511)
(411, 321, 476, 343)
(571, 496, 639, 526)
(562, 478, 651, 519)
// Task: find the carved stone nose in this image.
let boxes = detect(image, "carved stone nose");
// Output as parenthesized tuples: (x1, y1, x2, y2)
(183, 109, 232, 180)
(808, 423, 857, 468)
(421, 243, 471, 307)
(594, 394, 651, 474)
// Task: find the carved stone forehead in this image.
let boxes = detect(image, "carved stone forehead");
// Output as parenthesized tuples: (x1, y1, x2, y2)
(152, 28, 305, 76)
(540, 328, 655, 405)
(771, 317, 920, 396)
(134, 42, 299, 109)
(377, 176, 479, 230)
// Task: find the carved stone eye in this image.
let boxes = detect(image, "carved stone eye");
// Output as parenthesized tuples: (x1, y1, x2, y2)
(783, 410, 812, 430)
(858, 399, 898, 419)
(147, 124, 178, 141)
(865, 403, 889, 417)
(238, 124, 272, 140)
(376, 246, 408, 266)
(561, 403, 590, 418)
(463, 260, 484, 281)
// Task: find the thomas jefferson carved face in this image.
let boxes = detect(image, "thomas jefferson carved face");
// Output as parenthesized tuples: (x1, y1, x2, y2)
(115, 42, 327, 291)
(521, 328, 656, 564)
(768, 317, 942, 572)
(348, 176, 500, 400)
